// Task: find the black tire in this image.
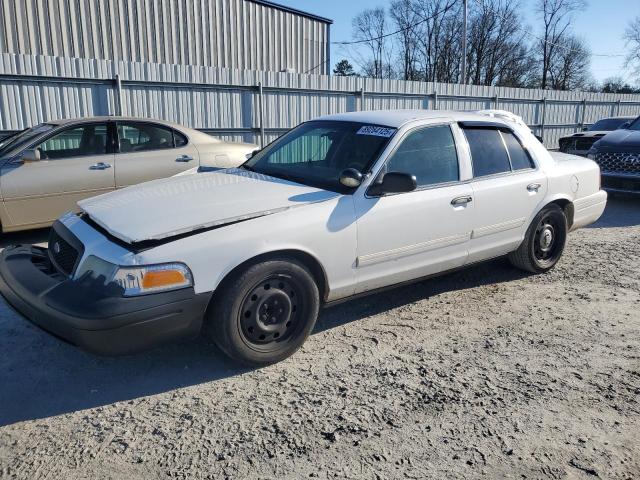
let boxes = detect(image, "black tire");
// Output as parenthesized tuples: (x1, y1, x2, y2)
(508, 204, 567, 274)
(206, 258, 320, 366)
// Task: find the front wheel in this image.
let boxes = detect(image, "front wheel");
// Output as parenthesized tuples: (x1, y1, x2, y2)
(508, 204, 568, 273)
(206, 259, 320, 366)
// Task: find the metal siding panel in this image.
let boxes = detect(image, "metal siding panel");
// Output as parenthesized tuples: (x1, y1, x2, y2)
(2, 52, 640, 149)
(0, 0, 328, 72)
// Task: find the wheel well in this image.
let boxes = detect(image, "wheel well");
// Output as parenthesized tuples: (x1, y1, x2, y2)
(217, 250, 329, 302)
(549, 199, 574, 229)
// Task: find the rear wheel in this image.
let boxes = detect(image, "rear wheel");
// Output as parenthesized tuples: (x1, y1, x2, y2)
(206, 259, 320, 366)
(508, 204, 567, 273)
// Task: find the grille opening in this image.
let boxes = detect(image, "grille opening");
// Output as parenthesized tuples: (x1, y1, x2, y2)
(48, 229, 80, 276)
(595, 152, 640, 175)
(602, 176, 640, 192)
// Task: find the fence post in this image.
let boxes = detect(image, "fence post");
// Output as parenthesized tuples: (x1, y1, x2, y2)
(616, 99, 621, 116)
(359, 87, 365, 111)
(432, 90, 439, 110)
(114, 74, 123, 116)
(580, 99, 587, 131)
(540, 97, 547, 144)
(493, 94, 499, 109)
(257, 82, 265, 147)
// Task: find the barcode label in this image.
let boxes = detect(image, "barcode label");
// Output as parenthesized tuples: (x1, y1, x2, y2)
(356, 126, 396, 137)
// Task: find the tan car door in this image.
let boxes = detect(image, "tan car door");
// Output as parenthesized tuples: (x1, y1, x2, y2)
(0, 122, 115, 230)
(114, 122, 199, 188)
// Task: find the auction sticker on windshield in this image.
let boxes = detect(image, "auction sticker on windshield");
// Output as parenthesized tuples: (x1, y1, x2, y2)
(356, 126, 396, 137)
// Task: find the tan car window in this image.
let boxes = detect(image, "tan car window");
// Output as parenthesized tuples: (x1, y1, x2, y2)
(118, 123, 175, 152)
(37, 124, 108, 160)
(174, 130, 188, 147)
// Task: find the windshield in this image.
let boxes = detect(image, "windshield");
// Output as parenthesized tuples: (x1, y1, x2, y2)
(589, 118, 633, 131)
(244, 121, 396, 193)
(628, 117, 640, 131)
(0, 130, 25, 151)
(0, 123, 56, 157)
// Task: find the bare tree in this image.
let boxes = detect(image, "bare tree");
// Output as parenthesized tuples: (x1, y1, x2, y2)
(466, 0, 533, 86)
(352, 8, 392, 79)
(346, 0, 593, 90)
(601, 76, 640, 93)
(411, 0, 460, 83)
(389, 0, 422, 80)
(545, 34, 591, 90)
(624, 16, 640, 83)
(536, 0, 586, 89)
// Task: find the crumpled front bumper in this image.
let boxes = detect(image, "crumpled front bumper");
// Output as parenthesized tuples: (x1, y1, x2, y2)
(0, 244, 211, 355)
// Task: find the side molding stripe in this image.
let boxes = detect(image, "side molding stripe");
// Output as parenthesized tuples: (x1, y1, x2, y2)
(357, 232, 471, 267)
(471, 217, 526, 239)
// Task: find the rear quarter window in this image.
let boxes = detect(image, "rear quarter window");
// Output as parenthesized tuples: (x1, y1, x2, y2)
(502, 131, 535, 170)
(174, 130, 188, 147)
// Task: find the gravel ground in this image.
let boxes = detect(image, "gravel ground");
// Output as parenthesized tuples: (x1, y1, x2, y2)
(0, 197, 639, 479)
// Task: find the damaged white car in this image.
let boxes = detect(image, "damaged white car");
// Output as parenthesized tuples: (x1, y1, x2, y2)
(0, 110, 607, 365)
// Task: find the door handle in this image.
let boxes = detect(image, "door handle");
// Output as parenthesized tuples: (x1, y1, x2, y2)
(89, 162, 111, 170)
(527, 183, 542, 192)
(451, 195, 473, 206)
(175, 155, 193, 163)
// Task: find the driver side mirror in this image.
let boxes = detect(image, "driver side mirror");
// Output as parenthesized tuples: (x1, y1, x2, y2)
(245, 148, 260, 160)
(620, 121, 631, 129)
(368, 172, 417, 196)
(581, 126, 588, 132)
(21, 148, 41, 163)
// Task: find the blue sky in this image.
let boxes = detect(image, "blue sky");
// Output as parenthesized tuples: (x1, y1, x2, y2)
(276, 0, 640, 84)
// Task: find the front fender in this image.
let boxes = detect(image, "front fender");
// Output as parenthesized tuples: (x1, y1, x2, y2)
(135, 196, 359, 301)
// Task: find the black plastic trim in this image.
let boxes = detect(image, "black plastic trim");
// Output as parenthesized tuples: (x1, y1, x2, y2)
(48, 220, 85, 276)
(0, 245, 212, 355)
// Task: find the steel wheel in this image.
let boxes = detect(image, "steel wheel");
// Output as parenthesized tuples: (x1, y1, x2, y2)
(509, 203, 568, 274)
(207, 258, 320, 366)
(533, 215, 560, 262)
(238, 275, 302, 350)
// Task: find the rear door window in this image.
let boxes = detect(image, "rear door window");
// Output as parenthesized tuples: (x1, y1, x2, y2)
(463, 128, 511, 177)
(118, 122, 175, 152)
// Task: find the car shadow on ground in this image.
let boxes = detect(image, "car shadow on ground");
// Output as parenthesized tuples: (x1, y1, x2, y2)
(0, 227, 49, 249)
(0, 197, 635, 426)
(588, 195, 640, 228)
(0, 257, 527, 427)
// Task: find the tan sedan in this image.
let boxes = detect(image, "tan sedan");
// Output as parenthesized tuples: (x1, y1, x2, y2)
(0, 117, 257, 232)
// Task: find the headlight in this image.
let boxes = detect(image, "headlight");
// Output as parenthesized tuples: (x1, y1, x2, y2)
(75, 256, 193, 296)
(587, 152, 596, 160)
(112, 263, 193, 296)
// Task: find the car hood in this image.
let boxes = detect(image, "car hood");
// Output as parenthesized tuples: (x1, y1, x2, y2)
(561, 131, 609, 139)
(78, 168, 339, 244)
(593, 129, 640, 151)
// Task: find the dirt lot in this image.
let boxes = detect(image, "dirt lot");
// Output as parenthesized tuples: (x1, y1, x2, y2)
(0, 197, 638, 479)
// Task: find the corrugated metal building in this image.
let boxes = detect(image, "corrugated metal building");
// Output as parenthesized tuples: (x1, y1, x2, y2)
(0, 0, 332, 74)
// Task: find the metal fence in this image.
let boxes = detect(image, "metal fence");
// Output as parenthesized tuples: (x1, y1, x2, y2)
(2, 53, 640, 149)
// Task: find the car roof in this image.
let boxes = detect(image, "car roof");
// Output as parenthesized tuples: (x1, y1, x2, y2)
(596, 116, 635, 120)
(315, 109, 510, 128)
(44, 116, 220, 143)
(48, 116, 183, 128)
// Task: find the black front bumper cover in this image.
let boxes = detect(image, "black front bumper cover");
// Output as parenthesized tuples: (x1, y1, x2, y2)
(0, 245, 212, 355)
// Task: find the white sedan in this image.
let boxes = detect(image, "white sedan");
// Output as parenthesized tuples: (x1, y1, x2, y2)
(0, 110, 607, 365)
